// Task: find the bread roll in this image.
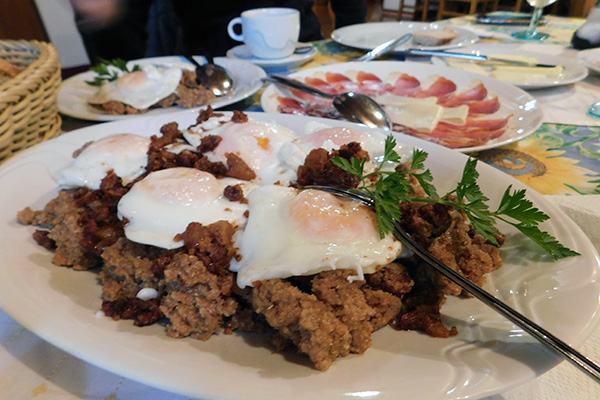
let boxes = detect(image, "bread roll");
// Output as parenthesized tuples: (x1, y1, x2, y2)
(412, 28, 459, 47)
(0, 58, 22, 78)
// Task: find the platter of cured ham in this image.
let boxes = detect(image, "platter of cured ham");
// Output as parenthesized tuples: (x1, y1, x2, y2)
(261, 61, 543, 152)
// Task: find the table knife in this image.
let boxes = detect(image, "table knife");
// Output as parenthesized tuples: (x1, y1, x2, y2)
(405, 48, 557, 68)
(355, 33, 412, 62)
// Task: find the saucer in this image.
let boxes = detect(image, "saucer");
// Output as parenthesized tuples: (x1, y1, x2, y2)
(226, 43, 317, 69)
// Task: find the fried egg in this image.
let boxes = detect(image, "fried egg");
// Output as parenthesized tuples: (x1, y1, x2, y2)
(184, 117, 299, 184)
(88, 65, 182, 110)
(277, 121, 395, 173)
(118, 167, 255, 249)
(231, 185, 403, 288)
(57, 133, 150, 190)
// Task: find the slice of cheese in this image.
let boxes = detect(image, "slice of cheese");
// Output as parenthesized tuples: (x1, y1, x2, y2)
(375, 95, 469, 132)
(491, 65, 563, 84)
(447, 54, 563, 84)
(376, 95, 441, 132)
(446, 59, 490, 76)
(441, 104, 469, 125)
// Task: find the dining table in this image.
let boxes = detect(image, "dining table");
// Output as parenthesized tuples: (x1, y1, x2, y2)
(1, 11, 600, 400)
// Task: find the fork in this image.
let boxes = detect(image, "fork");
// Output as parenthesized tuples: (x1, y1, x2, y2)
(306, 185, 600, 383)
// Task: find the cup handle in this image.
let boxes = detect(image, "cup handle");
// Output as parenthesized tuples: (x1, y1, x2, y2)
(227, 17, 244, 42)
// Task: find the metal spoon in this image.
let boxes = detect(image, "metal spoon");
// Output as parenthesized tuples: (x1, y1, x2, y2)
(265, 74, 392, 131)
(307, 184, 600, 384)
(184, 54, 233, 97)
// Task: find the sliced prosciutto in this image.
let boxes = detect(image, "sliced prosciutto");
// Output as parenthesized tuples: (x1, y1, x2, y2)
(304, 77, 337, 94)
(355, 71, 390, 96)
(437, 115, 510, 131)
(325, 72, 361, 93)
(404, 125, 505, 149)
(271, 69, 510, 150)
(390, 73, 421, 97)
(277, 96, 340, 119)
(439, 83, 487, 107)
(415, 77, 457, 101)
(284, 77, 335, 107)
(468, 96, 501, 115)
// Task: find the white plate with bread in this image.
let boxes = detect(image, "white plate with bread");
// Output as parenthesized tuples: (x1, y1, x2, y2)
(331, 21, 479, 52)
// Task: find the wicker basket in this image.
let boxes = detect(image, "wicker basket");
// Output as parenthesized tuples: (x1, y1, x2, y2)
(0, 40, 62, 164)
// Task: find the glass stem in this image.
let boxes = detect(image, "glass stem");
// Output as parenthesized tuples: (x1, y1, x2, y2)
(527, 7, 544, 36)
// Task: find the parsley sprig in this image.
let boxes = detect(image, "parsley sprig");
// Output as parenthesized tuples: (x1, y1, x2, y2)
(331, 136, 579, 261)
(85, 58, 140, 86)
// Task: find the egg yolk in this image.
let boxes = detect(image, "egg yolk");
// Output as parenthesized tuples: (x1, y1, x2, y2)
(289, 190, 378, 239)
(117, 70, 147, 88)
(300, 127, 362, 149)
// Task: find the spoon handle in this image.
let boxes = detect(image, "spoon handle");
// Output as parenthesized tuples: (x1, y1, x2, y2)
(183, 54, 201, 67)
(266, 74, 335, 99)
(306, 185, 600, 383)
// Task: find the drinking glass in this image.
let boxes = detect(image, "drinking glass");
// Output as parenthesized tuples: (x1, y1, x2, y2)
(589, 102, 600, 119)
(512, 0, 558, 40)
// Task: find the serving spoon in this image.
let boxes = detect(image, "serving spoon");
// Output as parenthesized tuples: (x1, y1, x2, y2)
(307, 185, 600, 383)
(184, 54, 233, 97)
(265, 74, 392, 131)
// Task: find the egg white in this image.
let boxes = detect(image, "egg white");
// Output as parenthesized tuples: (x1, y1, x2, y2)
(184, 117, 299, 184)
(57, 133, 150, 190)
(231, 185, 403, 288)
(118, 167, 256, 249)
(88, 65, 182, 110)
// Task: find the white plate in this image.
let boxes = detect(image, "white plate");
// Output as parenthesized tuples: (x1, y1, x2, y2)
(226, 43, 317, 70)
(430, 44, 589, 89)
(57, 56, 266, 121)
(576, 47, 600, 75)
(1, 110, 599, 400)
(260, 61, 543, 153)
(331, 22, 479, 52)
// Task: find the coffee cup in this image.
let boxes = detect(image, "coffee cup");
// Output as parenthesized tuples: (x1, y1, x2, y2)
(227, 8, 300, 59)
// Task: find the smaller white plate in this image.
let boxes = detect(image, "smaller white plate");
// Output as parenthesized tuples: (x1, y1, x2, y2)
(577, 47, 600, 75)
(226, 43, 317, 69)
(331, 22, 479, 52)
(58, 56, 266, 122)
(430, 44, 588, 90)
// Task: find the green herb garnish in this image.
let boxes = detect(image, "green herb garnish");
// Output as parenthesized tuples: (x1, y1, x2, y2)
(331, 135, 579, 261)
(85, 58, 140, 86)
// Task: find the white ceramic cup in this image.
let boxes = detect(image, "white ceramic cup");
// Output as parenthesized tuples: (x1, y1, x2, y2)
(227, 8, 300, 59)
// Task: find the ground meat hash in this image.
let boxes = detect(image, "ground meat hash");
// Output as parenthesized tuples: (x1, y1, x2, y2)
(93, 70, 215, 115)
(18, 110, 505, 371)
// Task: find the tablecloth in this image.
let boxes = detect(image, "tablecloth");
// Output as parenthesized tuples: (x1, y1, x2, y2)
(2, 12, 600, 400)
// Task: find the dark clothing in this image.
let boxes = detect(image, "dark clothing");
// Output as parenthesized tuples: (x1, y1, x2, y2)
(170, 0, 322, 58)
(77, 0, 366, 63)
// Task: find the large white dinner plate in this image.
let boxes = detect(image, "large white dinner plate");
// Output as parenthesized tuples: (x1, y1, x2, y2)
(0, 110, 599, 399)
(57, 56, 266, 121)
(261, 61, 543, 153)
(576, 47, 600, 75)
(331, 21, 479, 52)
(430, 44, 588, 90)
